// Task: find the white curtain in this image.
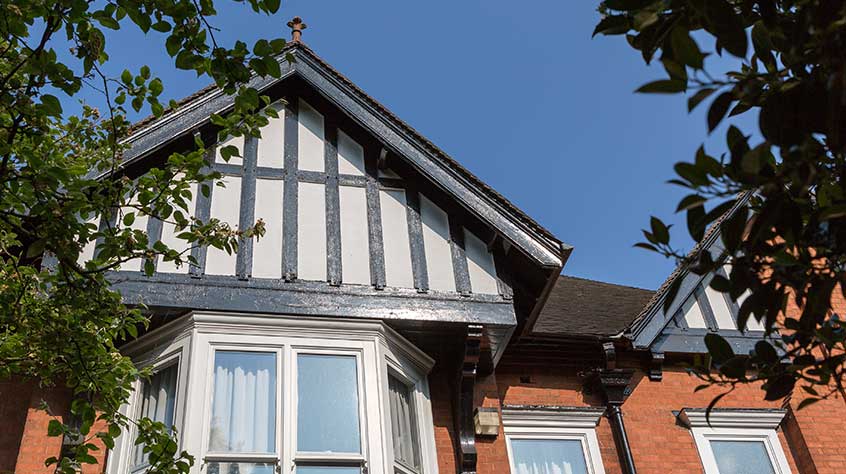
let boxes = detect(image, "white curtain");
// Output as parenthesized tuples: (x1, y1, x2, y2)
(511, 439, 589, 474)
(388, 375, 419, 470)
(208, 352, 275, 453)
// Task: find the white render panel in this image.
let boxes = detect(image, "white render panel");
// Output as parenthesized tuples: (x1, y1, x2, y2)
(420, 196, 455, 292)
(464, 229, 498, 295)
(380, 189, 414, 289)
(214, 135, 244, 166)
(78, 216, 99, 265)
(339, 186, 370, 285)
(297, 99, 325, 172)
(157, 181, 199, 274)
(203, 176, 241, 276)
(681, 295, 708, 328)
(705, 284, 737, 330)
(256, 103, 285, 168)
(252, 179, 284, 279)
(337, 130, 365, 176)
(297, 182, 327, 281)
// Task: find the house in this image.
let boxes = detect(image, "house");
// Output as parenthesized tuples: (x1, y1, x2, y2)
(1, 19, 844, 474)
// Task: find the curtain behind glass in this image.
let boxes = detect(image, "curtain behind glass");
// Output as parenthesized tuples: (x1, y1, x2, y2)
(510, 439, 589, 474)
(132, 364, 178, 469)
(388, 375, 420, 471)
(208, 351, 276, 453)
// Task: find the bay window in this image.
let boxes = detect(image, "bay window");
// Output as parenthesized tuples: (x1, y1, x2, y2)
(109, 313, 438, 474)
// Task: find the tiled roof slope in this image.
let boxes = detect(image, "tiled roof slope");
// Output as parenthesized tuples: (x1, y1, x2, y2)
(532, 275, 654, 337)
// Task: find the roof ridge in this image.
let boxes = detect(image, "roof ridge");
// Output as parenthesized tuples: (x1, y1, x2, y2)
(558, 274, 653, 293)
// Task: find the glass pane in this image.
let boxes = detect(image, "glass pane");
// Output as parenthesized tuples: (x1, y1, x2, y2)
(297, 354, 361, 453)
(209, 351, 276, 453)
(710, 440, 776, 474)
(510, 439, 589, 474)
(207, 462, 275, 474)
(388, 375, 420, 470)
(132, 364, 178, 468)
(297, 467, 360, 474)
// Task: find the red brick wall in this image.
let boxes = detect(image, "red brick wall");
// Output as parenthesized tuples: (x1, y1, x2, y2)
(429, 365, 843, 474)
(0, 381, 108, 474)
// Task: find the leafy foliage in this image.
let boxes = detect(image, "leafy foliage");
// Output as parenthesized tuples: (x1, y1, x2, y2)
(596, 0, 846, 405)
(0, 0, 287, 471)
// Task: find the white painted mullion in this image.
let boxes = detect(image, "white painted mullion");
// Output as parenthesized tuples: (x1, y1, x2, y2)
(282, 344, 294, 474)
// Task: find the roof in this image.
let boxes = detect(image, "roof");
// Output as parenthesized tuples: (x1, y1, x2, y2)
(531, 275, 654, 337)
(120, 41, 565, 264)
(626, 194, 751, 340)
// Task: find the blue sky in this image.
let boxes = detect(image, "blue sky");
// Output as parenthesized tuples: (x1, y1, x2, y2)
(81, 0, 756, 290)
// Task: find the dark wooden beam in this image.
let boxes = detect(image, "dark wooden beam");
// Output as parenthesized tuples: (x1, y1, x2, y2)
(365, 145, 386, 289)
(449, 217, 471, 296)
(236, 135, 258, 280)
(453, 324, 482, 474)
(405, 186, 429, 293)
(324, 120, 342, 286)
(282, 100, 299, 281)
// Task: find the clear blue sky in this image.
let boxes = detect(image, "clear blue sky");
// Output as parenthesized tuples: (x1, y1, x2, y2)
(85, 0, 756, 290)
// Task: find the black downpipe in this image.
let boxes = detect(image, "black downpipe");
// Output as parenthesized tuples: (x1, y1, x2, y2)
(607, 404, 637, 474)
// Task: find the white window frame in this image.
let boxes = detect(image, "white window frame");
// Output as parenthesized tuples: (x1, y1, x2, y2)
(679, 408, 792, 474)
(108, 311, 437, 474)
(108, 322, 192, 474)
(501, 407, 606, 474)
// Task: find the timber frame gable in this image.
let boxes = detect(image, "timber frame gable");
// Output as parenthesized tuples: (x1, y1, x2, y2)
(626, 196, 767, 356)
(94, 41, 569, 365)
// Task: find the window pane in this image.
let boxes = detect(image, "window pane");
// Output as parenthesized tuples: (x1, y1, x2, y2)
(207, 462, 275, 474)
(297, 467, 360, 474)
(388, 375, 420, 470)
(297, 354, 361, 453)
(710, 440, 776, 474)
(132, 364, 178, 468)
(510, 439, 589, 474)
(209, 351, 276, 453)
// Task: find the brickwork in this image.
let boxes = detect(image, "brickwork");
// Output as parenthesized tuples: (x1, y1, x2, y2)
(0, 381, 108, 474)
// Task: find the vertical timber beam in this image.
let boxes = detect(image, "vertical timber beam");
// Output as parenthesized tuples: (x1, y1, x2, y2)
(449, 217, 472, 296)
(365, 146, 386, 289)
(405, 185, 429, 293)
(454, 324, 483, 474)
(236, 135, 258, 280)
(189, 148, 214, 278)
(324, 119, 342, 286)
(282, 100, 299, 281)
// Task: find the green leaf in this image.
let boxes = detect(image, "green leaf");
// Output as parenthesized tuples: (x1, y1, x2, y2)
(604, 0, 657, 11)
(707, 92, 733, 133)
(671, 27, 704, 69)
(688, 88, 716, 112)
(705, 333, 734, 364)
(40, 94, 63, 117)
(593, 15, 631, 37)
(650, 216, 670, 244)
(47, 420, 64, 437)
(636, 79, 686, 94)
(677, 194, 707, 213)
